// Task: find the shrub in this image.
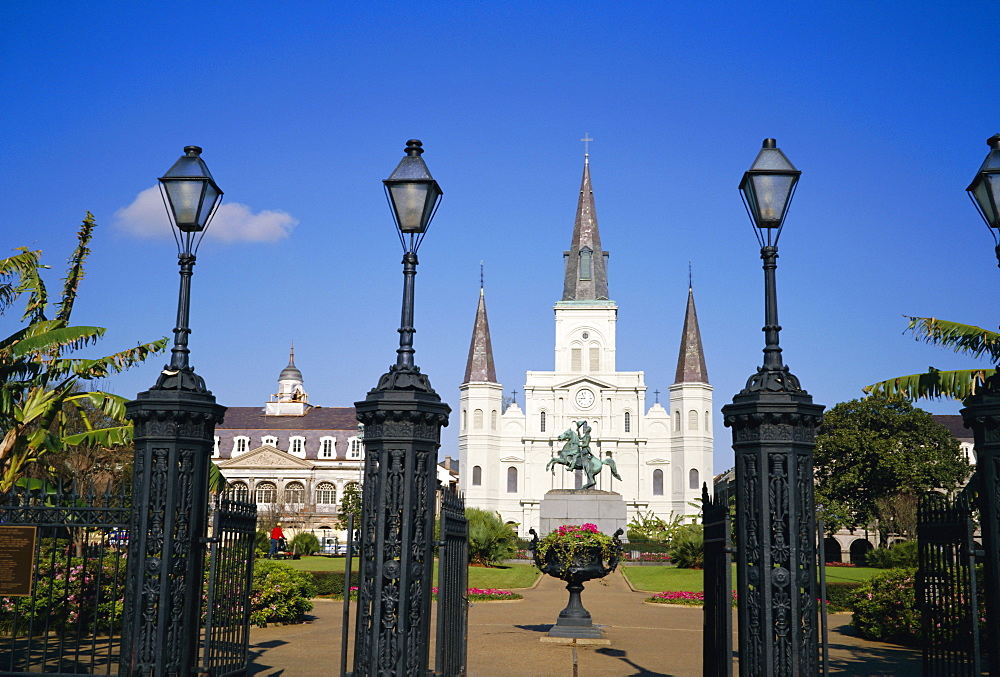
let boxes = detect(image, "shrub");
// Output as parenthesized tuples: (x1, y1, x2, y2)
(290, 532, 320, 556)
(668, 524, 704, 569)
(250, 560, 316, 627)
(255, 530, 269, 556)
(865, 540, 918, 568)
(310, 571, 360, 597)
(467, 508, 518, 566)
(850, 567, 919, 644)
(824, 582, 862, 612)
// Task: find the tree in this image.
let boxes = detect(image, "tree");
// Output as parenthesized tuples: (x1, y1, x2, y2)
(0, 214, 167, 490)
(466, 507, 517, 567)
(864, 316, 1000, 400)
(814, 398, 971, 543)
(337, 481, 362, 530)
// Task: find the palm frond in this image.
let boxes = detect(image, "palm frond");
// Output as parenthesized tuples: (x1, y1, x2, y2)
(50, 338, 168, 380)
(62, 425, 132, 448)
(905, 316, 1000, 362)
(54, 213, 96, 324)
(863, 367, 993, 401)
(69, 390, 131, 422)
(10, 324, 106, 359)
(0, 248, 49, 323)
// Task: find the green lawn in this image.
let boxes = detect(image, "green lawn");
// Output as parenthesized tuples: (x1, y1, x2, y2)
(622, 564, 884, 593)
(283, 556, 541, 590)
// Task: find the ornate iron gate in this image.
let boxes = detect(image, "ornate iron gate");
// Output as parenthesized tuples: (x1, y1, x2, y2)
(0, 482, 129, 676)
(434, 485, 467, 677)
(702, 483, 733, 677)
(916, 491, 982, 676)
(200, 495, 257, 677)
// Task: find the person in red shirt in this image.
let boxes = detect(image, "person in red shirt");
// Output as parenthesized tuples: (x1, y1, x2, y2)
(269, 524, 284, 558)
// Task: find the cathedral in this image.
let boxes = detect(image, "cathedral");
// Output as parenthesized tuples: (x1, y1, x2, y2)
(458, 154, 714, 536)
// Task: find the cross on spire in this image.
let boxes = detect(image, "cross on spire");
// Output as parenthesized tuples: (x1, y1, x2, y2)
(654, 389, 660, 403)
(688, 261, 692, 289)
(580, 133, 593, 156)
(480, 260, 484, 289)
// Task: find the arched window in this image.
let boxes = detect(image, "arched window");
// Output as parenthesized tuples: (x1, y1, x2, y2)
(231, 481, 249, 502)
(689, 468, 700, 490)
(255, 482, 276, 504)
(315, 482, 337, 505)
(507, 466, 518, 493)
(461, 409, 466, 430)
(289, 436, 306, 457)
(285, 481, 305, 505)
(472, 465, 482, 486)
(320, 437, 335, 458)
(688, 410, 699, 430)
(674, 412, 681, 432)
(540, 411, 546, 433)
(705, 411, 710, 431)
(652, 469, 663, 496)
(233, 436, 250, 455)
(571, 347, 582, 371)
(491, 410, 498, 430)
(474, 409, 484, 429)
(589, 346, 600, 372)
(624, 412, 631, 433)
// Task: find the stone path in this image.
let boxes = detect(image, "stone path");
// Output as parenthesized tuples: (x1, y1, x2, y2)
(247, 569, 922, 676)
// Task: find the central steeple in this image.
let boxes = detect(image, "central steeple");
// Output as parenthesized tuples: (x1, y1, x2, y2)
(562, 155, 610, 301)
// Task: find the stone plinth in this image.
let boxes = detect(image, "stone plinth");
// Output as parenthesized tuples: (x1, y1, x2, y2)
(539, 489, 627, 537)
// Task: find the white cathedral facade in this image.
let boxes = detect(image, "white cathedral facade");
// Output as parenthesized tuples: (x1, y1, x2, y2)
(458, 154, 714, 537)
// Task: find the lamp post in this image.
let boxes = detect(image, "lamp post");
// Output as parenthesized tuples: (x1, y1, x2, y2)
(119, 146, 227, 676)
(960, 133, 1000, 675)
(351, 140, 450, 677)
(722, 139, 825, 675)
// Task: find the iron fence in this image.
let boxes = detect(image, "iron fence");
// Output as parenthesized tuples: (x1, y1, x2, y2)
(0, 482, 129, 676)
(702, 483, 733, 677)
(916, 491, 983, 676)
(434, 485, 467, 677)
(200, 496, 257, 677)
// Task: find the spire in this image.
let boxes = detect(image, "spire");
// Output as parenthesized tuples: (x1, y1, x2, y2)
(674, 285, 709, 384)
(464, 284, 498, 383)
(562, 152, 609, 301)
(278, 343, 303, 382)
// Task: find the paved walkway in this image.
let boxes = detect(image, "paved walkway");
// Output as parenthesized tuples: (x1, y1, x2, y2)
(247, 570, 922, 676)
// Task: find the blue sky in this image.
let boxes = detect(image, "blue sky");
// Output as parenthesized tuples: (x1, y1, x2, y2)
(3, 2, 999, 472)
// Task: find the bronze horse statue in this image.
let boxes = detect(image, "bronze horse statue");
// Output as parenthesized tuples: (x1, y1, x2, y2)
(546, 423, 622, 490)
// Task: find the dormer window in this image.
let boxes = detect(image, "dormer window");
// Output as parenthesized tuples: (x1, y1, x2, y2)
(289, 436, 306, 457)
(320, 437, 335, 458)
(579, 247, 593, 280)
(233, 436, 251, 456)
(262, 435, 278, 448)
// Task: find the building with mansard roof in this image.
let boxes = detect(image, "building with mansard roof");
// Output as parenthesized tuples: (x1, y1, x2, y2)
(213, 348, 366, 540)
(459, 153, 714, 536)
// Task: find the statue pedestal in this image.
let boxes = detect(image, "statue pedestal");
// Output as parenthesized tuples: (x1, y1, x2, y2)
(539, 489, 627, 537)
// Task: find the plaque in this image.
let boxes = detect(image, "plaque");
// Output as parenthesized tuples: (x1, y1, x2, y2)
(0, 525, 37, 596)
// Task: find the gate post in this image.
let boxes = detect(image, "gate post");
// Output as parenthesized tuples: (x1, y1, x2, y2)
(119, 146, 227, 676)
(724, 139, 824, 675)
(961, 384, 1000, 674)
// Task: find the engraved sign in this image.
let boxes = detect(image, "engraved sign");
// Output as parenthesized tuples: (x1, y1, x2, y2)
(0, 526, 37, 596)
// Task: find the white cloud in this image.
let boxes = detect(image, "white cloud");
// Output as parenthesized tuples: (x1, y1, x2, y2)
(114, 186, 298, 243)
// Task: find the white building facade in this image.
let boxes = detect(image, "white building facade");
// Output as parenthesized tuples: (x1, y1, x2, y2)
(459, 155, 714, 536)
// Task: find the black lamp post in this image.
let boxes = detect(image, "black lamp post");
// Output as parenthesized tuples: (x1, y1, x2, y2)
(723, 139, 825, 675)
(961, 132, 1000, 676)
(350, 140, 450, 677)
(119, 146, 227, 676)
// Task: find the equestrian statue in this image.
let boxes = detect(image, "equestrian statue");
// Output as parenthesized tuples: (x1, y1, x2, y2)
(545, 420, 622, 490)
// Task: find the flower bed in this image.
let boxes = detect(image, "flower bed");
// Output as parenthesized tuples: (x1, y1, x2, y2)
(646, 590, 738, 607)
(335, 586, 522, 602)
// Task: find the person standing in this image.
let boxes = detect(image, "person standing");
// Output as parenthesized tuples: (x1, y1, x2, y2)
(269, 523, 284, 558)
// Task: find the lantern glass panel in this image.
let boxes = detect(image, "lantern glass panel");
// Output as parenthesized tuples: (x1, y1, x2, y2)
(971, 174, 1000, 228)
(389, 181, 434, 233)
(749, 173, 796, 227)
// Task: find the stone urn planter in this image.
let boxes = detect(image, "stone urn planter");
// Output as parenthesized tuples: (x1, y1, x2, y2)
(529, 525, 624, 638)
